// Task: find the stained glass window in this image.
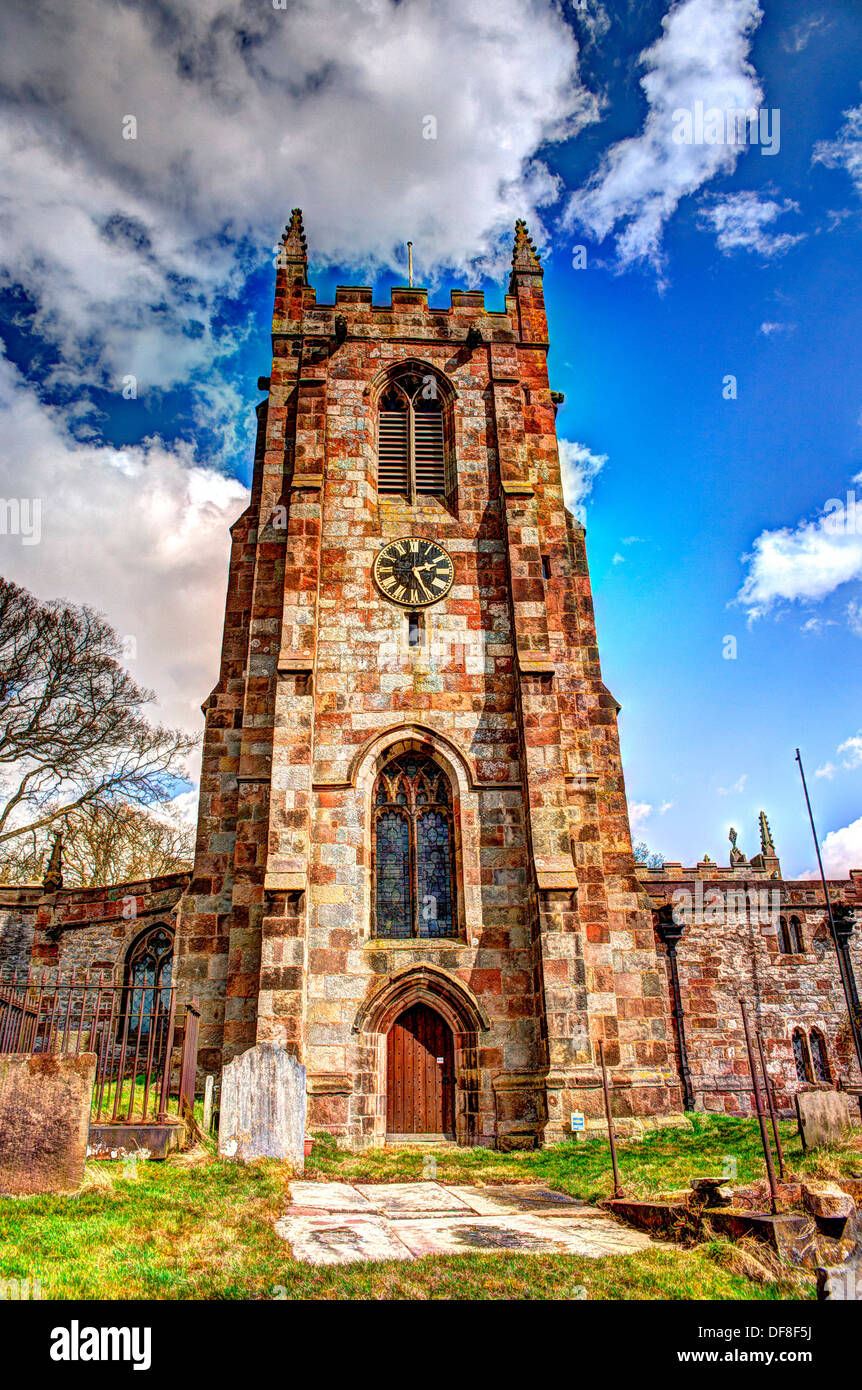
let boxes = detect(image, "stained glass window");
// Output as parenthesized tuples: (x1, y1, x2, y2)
(373, 753, 457, 938)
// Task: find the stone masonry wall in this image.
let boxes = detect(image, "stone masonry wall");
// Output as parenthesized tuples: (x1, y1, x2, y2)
(174, 212, 678, 1148)
(642, 864, 862, 1114)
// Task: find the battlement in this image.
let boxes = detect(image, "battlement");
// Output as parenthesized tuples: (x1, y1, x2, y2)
(272, 208, 546, 345)
(273, 281, 520, 343)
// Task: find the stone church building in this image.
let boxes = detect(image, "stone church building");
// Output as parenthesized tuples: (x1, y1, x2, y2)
(1, 212, 860, 1148)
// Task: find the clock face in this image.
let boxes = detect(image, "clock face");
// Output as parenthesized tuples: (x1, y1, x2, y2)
(373, 537, 455, 607)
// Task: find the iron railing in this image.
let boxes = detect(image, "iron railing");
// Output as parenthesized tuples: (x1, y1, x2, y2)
(0, 968, 199, 1126)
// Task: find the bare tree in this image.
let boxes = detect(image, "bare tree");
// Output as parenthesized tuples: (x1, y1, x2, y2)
(633, 840, 664, 869)
(1, 800, 194, 887)
(0, 577, 198, 849)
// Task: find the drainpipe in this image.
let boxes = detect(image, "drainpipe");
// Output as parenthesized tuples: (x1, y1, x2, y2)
(833, 905, 862, 1116)
(796, 750, 862, 1110)
(655, 903, 695, 1112)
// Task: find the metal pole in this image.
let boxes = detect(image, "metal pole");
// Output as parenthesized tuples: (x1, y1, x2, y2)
(796, 749, 862, 1096)
(655, 908, 695, 1110)
(740, 999, 779, 1214)
(407, 241, 413, 288)
(756, 1027, 787, 1181)
(598, 1040, 623, 1199)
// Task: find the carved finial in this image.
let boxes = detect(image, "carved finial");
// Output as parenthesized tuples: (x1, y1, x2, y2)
(728, 825, 746, 866)
(43, 829, 63, 894)
(759, 810, 776, 857)
(282, 208, 307, 256)
(511, 218, 543, 276)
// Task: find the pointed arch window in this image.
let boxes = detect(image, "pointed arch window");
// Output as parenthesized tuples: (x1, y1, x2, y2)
(792, 1027, 812, 1083)
(788, 915, 804, 953)
(118, 924, 174, 1042)
(809, 1028, 831, 1082)
(372, 752, 457, 939)
(377, 370, 448, 501)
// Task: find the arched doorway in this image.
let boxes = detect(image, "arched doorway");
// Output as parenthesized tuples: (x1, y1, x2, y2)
(386, 1003, 454, 1138)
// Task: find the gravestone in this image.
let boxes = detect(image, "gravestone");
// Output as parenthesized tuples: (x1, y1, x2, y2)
(218, 1043, 306, 1168)
(0, 1052, 96, 1194)
(796, 1090, 853, 1151)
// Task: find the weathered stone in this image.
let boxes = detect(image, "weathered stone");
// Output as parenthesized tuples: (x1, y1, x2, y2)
(606, 1197, 687, 1237)
(706, 1210, 820, 1268)
(688, 1177, 734, 1207)
(817, 1257, 861, 1300)
(87, 1122, 184, 1161)
(802, 1180, 856, 1222)
(218, 1043, 306, 1166)
(796, 1091, 854, 1151)
(0, 1051, 96, 1194)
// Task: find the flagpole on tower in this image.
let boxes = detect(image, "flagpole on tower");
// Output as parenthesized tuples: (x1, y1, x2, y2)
(407, 241, 413, 287)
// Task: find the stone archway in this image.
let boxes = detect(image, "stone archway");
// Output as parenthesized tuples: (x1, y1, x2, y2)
(353, 964, 489, 1147)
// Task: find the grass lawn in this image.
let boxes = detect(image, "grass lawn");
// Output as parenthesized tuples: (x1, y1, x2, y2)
(0, 1115, 858, 1301)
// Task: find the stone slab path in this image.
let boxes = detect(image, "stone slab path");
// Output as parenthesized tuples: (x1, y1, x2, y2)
(274, 1181, 654, 1266)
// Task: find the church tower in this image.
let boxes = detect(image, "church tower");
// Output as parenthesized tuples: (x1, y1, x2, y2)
(175, 211, 679, 1147)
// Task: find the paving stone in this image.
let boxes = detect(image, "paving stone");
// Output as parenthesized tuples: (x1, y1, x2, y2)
(372, 1213, 652, 1260)
(444, 1183, 589, 1216)
(277, 1182, 656, 1265)
(288, 1181, 373, 1212)
(354, 1181, 474, 1216)
(273, 1213, 413, 1265)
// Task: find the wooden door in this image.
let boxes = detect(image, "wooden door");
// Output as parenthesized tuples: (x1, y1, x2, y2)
(386, 1004, 454, 1135)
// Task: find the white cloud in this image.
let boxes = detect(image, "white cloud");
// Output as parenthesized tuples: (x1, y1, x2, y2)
(737, 490, 862, 621)
(718, 774, 747, 795)
(659, 800, 675, 815)
(819, 814, 862, 877)
(0, 0, 597, 393)
(699, 192, 804, 256)
(0, 352, 247, 746)
(759, 321, 797, 336)
(629, 801, 653, 832)
(564, 0, 766, 273)
(781, 16, 830, 54)
(817, 733, 862, 779)
(575, 1, 611, 48)
(813, 102, 862, 198)
(847, 598, 862, 634)
(558, 439, 607, 520)
(612, 552, 625, 565)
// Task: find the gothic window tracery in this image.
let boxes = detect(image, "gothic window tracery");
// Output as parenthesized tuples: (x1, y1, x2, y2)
(372, 752, 457, 939)
(118, 924, 174, 1041)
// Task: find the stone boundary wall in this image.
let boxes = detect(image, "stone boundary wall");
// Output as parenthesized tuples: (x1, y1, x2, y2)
(0, 874, 189, 982)
(0, 887, 40, 977)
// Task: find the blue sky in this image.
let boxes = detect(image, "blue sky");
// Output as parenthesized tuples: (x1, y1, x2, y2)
(0, 0, 860, 876)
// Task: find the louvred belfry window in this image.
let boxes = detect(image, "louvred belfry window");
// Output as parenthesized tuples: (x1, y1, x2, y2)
(373, 752, 457, 939)
(377, 371, 447, 501)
